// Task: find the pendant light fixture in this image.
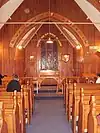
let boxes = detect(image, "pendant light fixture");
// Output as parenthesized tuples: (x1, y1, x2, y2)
(46, 0, 53, 44)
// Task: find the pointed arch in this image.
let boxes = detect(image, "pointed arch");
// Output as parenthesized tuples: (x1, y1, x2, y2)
(10, 12, 88, 49)
(37, 33, 62, 47)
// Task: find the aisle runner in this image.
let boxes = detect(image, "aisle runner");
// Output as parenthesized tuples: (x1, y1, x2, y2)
(26, 99, 72, 133)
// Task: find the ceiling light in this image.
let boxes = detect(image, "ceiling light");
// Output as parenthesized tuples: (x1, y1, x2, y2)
(30, 56, 34, 60)
(46, 0, 53, 44)
(46, 38, 53, 43)
(76, 45, 81, 50)
(17, 45, 23, 50)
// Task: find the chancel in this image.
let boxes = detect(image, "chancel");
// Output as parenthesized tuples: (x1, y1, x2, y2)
(0, 0, 100, 133)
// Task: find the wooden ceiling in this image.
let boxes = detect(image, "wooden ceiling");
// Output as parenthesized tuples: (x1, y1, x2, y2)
(0, 0, 9, 7)
(0, 0, 100, 53)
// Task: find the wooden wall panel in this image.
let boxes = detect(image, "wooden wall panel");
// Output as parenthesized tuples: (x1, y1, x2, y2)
(25, 39, 38, 77)
(0, 0, 100, 76)
(14, 48, 25, 76)
(83, 53, 100, 74)
(25, 33, 75, 77)
(0, 22, 99, 76)
(0, 25, 25, 76)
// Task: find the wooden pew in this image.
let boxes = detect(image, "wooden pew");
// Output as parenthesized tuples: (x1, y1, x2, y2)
(17, 90, 25, 133)
(73, 88, 100, 133)
(78, 88, 91, 133)
(67, 83, 100, 121)
(23, 86, 30, 124)
(0, 90, 25, 133)
(64, 79, 81, 120)
(0, 102, 8, 133)
(87, 95, 100, 133)
(22, 84, 34, 124)
(70, 84, 100, 133)
(2, 91, 21, 133)
(0, 80, 34, 125)
(0, 83, 33, 125)
(26, 81, 34, 115)
(78, 93, 100, 133)
(63, 77, 81, 115)
(62, 78, 66, 106)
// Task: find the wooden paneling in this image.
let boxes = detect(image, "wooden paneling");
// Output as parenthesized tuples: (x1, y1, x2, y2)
(7, 0, 99, 43)
(25, 27, 75, 77)
(0, 0, 100, 76)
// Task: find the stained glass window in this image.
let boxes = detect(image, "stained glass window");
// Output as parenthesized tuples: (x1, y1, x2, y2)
(41, 41, 58, 70)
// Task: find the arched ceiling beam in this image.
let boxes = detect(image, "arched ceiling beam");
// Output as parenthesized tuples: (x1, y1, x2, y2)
(16, 23, 82, 49)
(16, 23, 83, 48)
(0, 0, 24, 29)
(16, 27, 36, 48)
(50, 13, 88, 47)
(56, 24, 83, 48)
(16, 24, 42, 48)
(37, 33, 62, 47)
(11, 20, 84, 48)
(55, 24, 77, 48)
(10, 23, 38, 47)
(62, 26, 82, 47)
(74, 0, 100, 32)
(10, 12, 88, 48)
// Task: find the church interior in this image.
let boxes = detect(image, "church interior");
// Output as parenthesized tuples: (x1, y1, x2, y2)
(0, 0, 100, 133)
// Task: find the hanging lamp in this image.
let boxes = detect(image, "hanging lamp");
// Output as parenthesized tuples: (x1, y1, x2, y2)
(46, 0, 53, 44)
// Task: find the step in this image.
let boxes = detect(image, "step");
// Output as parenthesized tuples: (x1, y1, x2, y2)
(35, 92, 63, 100)
(34, 89, 62, 93)
(40, 86, 57, 90)
(35, 97, 64, 100)
(35, 96, 64, 100)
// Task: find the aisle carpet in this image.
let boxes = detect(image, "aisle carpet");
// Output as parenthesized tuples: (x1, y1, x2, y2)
(26, 99, 72, 133)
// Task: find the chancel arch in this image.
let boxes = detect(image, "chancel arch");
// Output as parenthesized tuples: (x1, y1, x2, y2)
(9, 12, 85, 72)
(8, 11, 93, 77)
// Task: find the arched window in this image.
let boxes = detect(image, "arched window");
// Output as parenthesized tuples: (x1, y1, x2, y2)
(41, 41, 58, 70)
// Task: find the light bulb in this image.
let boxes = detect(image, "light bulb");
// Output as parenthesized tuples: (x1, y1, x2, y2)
(17, 45, 23, 50)
(46, 38, 53, 43)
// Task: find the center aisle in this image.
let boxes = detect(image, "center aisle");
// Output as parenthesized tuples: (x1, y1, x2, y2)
(26, 99, 72, 133)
